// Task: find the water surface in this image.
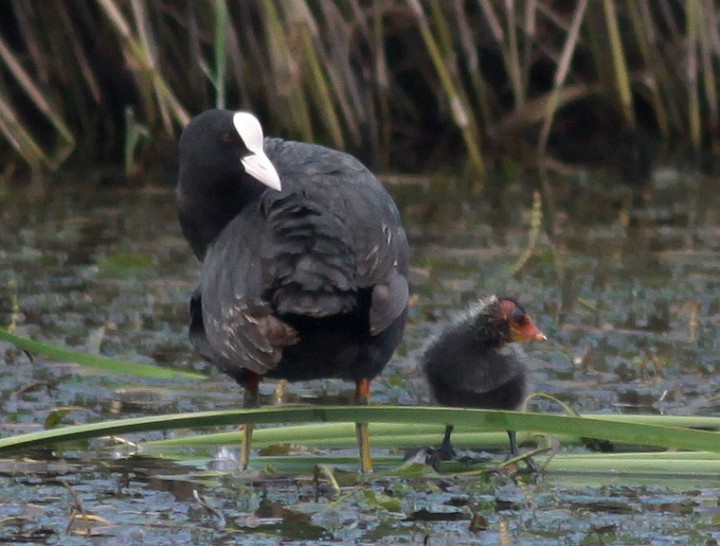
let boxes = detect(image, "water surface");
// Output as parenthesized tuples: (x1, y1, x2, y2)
(2, 167, 720, 544)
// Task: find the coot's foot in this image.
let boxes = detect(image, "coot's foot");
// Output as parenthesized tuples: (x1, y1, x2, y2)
(411, 445, 493, 471)
(426, 443, 456, 471)
(401, 446, 455, 471)
(505, 430, 541, 473)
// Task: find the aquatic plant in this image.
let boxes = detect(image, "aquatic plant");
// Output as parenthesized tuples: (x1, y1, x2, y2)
(0, 1, 719, 181)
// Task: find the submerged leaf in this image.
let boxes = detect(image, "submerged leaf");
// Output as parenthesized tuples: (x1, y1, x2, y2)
(363, 489, 402, 513)
(44, 406, 87, 429)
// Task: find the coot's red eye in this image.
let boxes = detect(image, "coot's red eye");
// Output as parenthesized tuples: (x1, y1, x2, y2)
(222, 133, 236, 143)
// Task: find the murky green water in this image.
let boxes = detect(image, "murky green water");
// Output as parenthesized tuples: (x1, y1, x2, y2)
(2, 167, 720, 544)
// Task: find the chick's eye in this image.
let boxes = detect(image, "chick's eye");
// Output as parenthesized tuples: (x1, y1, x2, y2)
(222, 133, 237, 143)
(513, 313, 528, 326)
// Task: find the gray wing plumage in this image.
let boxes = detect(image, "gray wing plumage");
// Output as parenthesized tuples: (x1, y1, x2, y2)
(197, 210, 299, 375)
(265, 137, 409, 334)
(356, 220, 409, 335)
(259, 191, 357, 317)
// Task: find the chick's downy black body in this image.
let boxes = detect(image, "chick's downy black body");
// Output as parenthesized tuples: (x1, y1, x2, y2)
(177, 110, 409, 472)
(422, 296, 546, 462)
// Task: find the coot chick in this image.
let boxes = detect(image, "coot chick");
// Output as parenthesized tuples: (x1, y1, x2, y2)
(177, 110, 410, 472)
(422, 296, 546, 462)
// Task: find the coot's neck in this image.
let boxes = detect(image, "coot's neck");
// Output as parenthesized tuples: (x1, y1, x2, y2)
(470, 312, 506, 349)
(177, 168, 267, 261)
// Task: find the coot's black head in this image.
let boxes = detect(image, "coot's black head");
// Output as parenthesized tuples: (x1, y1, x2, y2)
(179, 109, 281, 192)
(177, 110, 282, 259)
(470, 296, 546, 346)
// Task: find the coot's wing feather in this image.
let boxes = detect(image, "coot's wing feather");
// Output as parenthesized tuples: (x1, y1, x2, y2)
(199, 187, 357, 374)
(189, 287, 215, 362)
(259, 191, 358, 317)
(355, 219, 409, 335)
(266, 138, 410, 334)
(199, 214, 299, 375)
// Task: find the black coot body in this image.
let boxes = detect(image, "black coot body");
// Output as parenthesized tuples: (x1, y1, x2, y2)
(422, 296, 546, 462)
(177, 110, 409, 472)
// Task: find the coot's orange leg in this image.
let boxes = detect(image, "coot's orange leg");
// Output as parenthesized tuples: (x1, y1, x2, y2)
(354, 378, 373, 473)
(240, 372, 260, 470)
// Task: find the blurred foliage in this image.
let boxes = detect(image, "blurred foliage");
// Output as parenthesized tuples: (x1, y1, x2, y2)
(1, 0, 719, 182)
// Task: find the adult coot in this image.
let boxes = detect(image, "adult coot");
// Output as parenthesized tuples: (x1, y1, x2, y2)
(177, 110, 409, 472)
(422, 296, 546, 462)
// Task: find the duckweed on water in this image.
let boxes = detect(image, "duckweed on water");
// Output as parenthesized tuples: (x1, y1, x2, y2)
(2, 169, 720, 544)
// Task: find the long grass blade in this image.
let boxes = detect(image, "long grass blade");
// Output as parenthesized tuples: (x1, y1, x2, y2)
(0, 32, 74, 165)
(372, 0, 390, 166)
(452, 0, 492, 130)
(602, 0, 636, 129)
(142, 413, 720, 450)
(540, 453, 720, 476)
(0, 328, 206, 380)
(407, 0, 485, 176)
(537, 0, 588, 155)
(142, 425, 521, 450)
(700, 0, 719, 136)
(213, 0, 228, 109)
(291, 2, 345, 148)
(504, 0, 524, 110)
(95, 0, 189, 128)
(3, 406, 720, 454)
(0, 94, 52, 171)
(686, 0, 702, 150)
(627, 0, 670, 138)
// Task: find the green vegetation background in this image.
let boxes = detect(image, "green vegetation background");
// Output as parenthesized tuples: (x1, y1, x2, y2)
(1, 1, 719, 182)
